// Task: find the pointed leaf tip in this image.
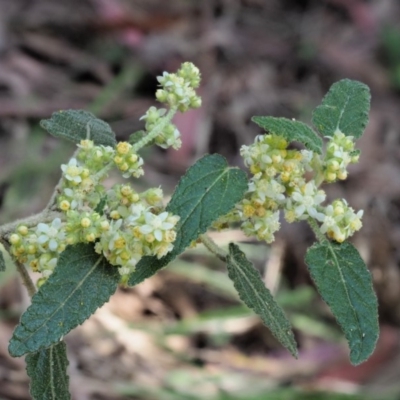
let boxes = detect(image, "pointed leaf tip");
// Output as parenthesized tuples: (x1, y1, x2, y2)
(40, 109, 117, 147)
(251, 116, 323, 154)
(305, 241, 379, 365)
(312, 79, 370, 139)
(227, 243, 298, 358)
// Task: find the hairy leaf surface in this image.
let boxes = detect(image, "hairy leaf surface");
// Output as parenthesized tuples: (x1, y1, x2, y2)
(128, 154, 248, 286)
(40, 110, 117, 147)
(9, 244, 119, 357)
(312, 79, 370, 138)
(26, 341, 70, 400)
(251, 116, 322, 154)
(226, 243, 297, 357)
(305, 241, 379, 365)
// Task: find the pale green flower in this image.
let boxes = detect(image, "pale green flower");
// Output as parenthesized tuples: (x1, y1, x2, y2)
(139, 211, 177, 242)
(61, 158, 83, 183)
(289, 181, 326, 220)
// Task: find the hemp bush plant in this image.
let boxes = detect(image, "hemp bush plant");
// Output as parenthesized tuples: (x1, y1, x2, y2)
(0, 62, 378, 399)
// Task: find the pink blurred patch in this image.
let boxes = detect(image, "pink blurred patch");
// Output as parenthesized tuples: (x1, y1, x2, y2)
(92, 0, 144, 48)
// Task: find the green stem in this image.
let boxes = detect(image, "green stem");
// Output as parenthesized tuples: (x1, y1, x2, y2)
(0, 210, 62, 238)
(93, 161, 114, 182)
(199, 234, 227, 262)
(307, 218, 326, 243)
(1, 239, 36, 297)
(15, 259, 37, 297)
(132, 107, 177, 152)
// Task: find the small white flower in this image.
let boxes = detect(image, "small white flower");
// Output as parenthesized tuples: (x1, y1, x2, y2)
(251, 177, 286, 204)
(290, 181, 326, 220)
(61, 158, 83, 183)
(139, 211, 175, 241)
(36, 218, 65, 251)
(126, 203, 147, 226)
(118, 266, 131, 276)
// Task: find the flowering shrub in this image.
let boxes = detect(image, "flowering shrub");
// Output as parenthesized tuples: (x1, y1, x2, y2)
(0, 62, 378, 399)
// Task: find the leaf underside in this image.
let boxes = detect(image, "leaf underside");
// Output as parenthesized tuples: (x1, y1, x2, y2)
(40, 109, 117, 147)
(305, 241, 379, 365)
(9, 244, 120, 357)
(226, 243, 298, 357)
(128, 154, 248, 286)
(251, 116, 323, 154)
(312, 79, 371, 138)
(26, 341, 70, 400)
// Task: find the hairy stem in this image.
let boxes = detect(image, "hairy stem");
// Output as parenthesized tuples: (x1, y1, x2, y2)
(15, 259, 37, 297)
(132, 107, 177, 152)
(307, 218, 326, 243)
(199, 234, 227, 262)
(0, 210, 62, 238)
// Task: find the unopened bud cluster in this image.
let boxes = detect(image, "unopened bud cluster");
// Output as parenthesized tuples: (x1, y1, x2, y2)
(156, 62, 201, 112)
(6, 62, 204, 283)
(323, 130, 359, 182)
(234, 130, 363, 244)
(138, 62, 201, 151)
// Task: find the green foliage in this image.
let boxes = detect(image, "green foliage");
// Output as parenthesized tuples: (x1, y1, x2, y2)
(128, 154, 248, 286)
(251, 116, 323, 154)
(0, 62, 378, 400)
(94, 196, 107, 215)
(26, 341, 70, 400)
(0, 250, 5, 271)
(305, 241, 379, 365)
(40, 110, 117, 147)
(226, 243, 298, 357)
(312, 79, 370, 138)
(9, 244, 120, 357)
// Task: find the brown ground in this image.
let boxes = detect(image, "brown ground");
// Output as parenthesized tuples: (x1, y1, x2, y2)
(1, 1, 400, 399)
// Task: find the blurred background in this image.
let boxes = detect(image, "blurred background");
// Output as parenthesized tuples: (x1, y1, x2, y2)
(0, 0, 400, 399)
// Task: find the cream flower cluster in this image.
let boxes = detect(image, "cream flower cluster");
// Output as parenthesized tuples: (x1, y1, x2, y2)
(236, 130, 363, 243)
(9, 139, 180, 281)
(323, 130, 359, 183)
(7, 62, 203, 284)
(156, 62, 201, 112)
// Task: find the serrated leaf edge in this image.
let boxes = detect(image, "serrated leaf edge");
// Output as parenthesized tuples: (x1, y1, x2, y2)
(227, 244, 298, 357)
(306, 241, 378, 365)
(9, 254, 104, 357)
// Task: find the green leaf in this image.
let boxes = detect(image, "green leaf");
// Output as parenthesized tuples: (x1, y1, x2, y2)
(129, 130, 147, 145)
(128, 154, 248, 286)
(94, 196, 107, 215)
(226, 243, 298, 357)
(9, 244, 120, 357)
(0, 250, 5, 272)
(350, 149, 361, 158)
(40, 110, 117, 147)
(312, 79, 370, 138)
(251, 116, 323, 154)
(26, 341, 70, 400)
(305, 241, 379, 365)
